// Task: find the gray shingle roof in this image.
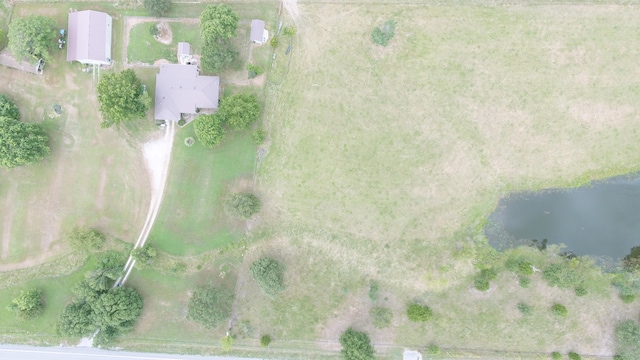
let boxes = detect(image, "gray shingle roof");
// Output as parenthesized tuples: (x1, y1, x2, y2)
(250, 19, 266, 42)
(67, 10, 112, 65)
(154, 64, 219, 121)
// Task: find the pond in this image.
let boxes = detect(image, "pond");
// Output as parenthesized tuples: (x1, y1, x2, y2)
(484, 175, 640, 264)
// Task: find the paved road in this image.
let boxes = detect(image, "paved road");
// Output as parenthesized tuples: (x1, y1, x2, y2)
(0, 345, 263, 360)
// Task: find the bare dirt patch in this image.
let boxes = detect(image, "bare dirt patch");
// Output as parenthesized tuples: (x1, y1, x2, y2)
(154, 21, 173, 45)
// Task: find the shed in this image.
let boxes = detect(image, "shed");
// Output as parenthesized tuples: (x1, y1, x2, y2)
(154, 64, 219, 122)
(67, 10, 112, 65)
(250, 19, 269, 44)
(177, 42, 191, 64)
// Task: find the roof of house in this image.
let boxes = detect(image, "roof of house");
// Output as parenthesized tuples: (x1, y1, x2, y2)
(154, 64, 219, 121)
(67, 10, 112, 64)
(177, 42, 191, 56)
(250, 19, 266, 42)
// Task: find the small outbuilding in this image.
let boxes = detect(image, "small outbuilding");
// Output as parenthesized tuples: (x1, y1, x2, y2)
(250, 19, 269, 44)
(67, 10, 113, 65)
(177, 42, 192, 64)
(154, 64, 220, 122)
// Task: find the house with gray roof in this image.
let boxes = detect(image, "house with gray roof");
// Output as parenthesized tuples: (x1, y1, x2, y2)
(67, 10, 112, 65)
(250, 19, 269, 44)
(154, 64, 219, 122)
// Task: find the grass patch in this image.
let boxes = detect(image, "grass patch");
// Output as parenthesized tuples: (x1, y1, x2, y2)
(149, 124, 256, 256)
(127, 22, 202, 64)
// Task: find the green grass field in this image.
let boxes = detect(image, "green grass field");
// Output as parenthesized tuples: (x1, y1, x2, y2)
(128, 22, 202, 65)
(244, 3, 640, 357)
(149, 124, 256, 256)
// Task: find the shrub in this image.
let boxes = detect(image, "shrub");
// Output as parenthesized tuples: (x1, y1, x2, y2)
(551, 304, 568, 317)
(194, 114, 225, 147)
(615, 320, 640, 360)
(474, 268, 497, 291)
(131, 244, 157, 267)
(517, 302, 532, 316)
(371, 20, 396, 46)
(224, 192, 261, 219)
(368, 281, 379, 302)
(260, 334, 272, 347)
(369, 307, 392, 329)
(7, 289, 43, 319)
(518, 261, 534, 276)
(220, 335, 234, 351)
(551, 352, 562, 360)
(543, 263, 580, 289)
(270, 36, 279, 48)
(68, 226, 105, 252)
(148, 23, 160, 37)
(187, 285, 234, 328)
(0, 94, 20, 120)
(427, 344, 441, 355)
(250, 257, 286, 297)
(247, 63, 264, 79)
(252, 129, 266, 145)
(568, 352, 581, 360)
(339, 328, 375, 360)
(621, 294, 636, 303)
(575, 286, 587, 297)
(177, 119, 186, 126)
(407, 303, 432, 322)
(519, 276, 531, 288)
(283, 26, 297, 36)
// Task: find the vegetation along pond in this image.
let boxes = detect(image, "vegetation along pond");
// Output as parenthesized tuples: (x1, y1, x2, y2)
(485, 175, 640, 264)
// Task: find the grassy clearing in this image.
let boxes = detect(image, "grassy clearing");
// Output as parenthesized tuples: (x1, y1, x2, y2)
(246, 3, 640, 356)
(148, 124, 256, 256)
(127, 22, 202, 64)
(0, 4, 152, 267)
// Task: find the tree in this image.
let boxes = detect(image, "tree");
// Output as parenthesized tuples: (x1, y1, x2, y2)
(58, 301, 94, 337)
(339, 328, 375, 360)
(187, 285, 233, 328)
(7, 289, 44, 319)
(8, 15, 57, 62)
(0, 95, 20, 120)
(194, 114, 225, 147)
(97, 69, 148, 128)
(132, 244, 157, 267)
(224, 192, 261, 219)
(370, 20, 396, 47)
(143, 0, 171, 17)
(615, 320, 640, 360)
(217, 93, 261, 130)
(68, 226, 105, 252)
(407, 303, 433, 322)
(0, 116, 50, 168)
(249, 257, 286, 297)
(200, 4, 239, 43)
(91, 287, 143, 331)
(201, 40, 238, 74)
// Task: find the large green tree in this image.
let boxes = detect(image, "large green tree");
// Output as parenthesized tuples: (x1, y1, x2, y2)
(0, 95, 20, 120)
(194, 114, 225, 147)
(68, 226, 105, 253)
(218, 93, 261, 130)
(143, 0, 171, 17)
(91, 287, 143, 330)
(96, 69, 149, 128)
(249, 257, 285, 297)
(187, 285, 233, 328)
(7, 289, 44, 319)
(201, 40, 238, 74)
(200, 4, 239, 43)
(58, 301, 94, 337)
(339, 328, 375, 360)
(0, 116, 50, 168)
(8, 15, 57, 62)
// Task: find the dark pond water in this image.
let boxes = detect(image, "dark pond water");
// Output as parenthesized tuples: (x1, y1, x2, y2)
(484, 175, 640, 263)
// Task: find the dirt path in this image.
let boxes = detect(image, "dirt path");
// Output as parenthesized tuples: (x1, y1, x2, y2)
(119, 121, 176, 284)
(122, 17, 200, 68)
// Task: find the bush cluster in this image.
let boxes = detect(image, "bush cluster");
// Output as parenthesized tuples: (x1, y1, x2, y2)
(247, 63, 264, 79)
(543, 263, 581, 289)
(407, 303, 432, 322)
(68, 226, 105, 252)
(551, 304, 568, 317)
(474, 268, 498, 291)
(615, 320, 640, 360)
(517, 302, 532, 316)
(224, 192, 261, 219)
(187, 285, 234, 328)
(371, 20, 396, 46)
(568, 352, 581, 360)
(250, 257, 286, 297)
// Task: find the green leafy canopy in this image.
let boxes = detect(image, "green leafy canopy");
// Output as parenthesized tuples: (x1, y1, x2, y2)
(97, 69, 148, 128)
(8, 15, 57, 62)
(0, 116, 50, 168)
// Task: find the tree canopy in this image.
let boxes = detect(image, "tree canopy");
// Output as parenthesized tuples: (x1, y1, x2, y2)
(218, 92, 261, 130)
(0, 95, 20, 120)
(339, 328, 375, 360)
(249, 257, 286, 297)
(224, 192, 261, 219)
(194, 114, 225, 147)
(200, 4, 239, 43)
(187, 285, 233, 328)
(68, 226, 105, 253)
(96, 69, 149, 128)
(7, 289, 44, 319)
(143, 0, 171, 17)
(201, 40, 238, 74)
(8, 15, 57, 62)
(0, 116, 50, 168)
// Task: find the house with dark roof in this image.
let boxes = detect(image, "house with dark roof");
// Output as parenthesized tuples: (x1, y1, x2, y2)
(154, 64, 219, 122)
(250, 19, 269, 44)
(67, 10, 112, 65)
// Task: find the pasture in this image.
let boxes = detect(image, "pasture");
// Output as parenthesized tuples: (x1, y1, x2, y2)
(247, 3, 640, 356)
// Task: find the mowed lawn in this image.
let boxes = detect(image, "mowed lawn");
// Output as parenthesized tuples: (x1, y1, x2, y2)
(248, 4, 640, 356)
(128, 22, 202, 65)
(149, 125, 256, 256)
